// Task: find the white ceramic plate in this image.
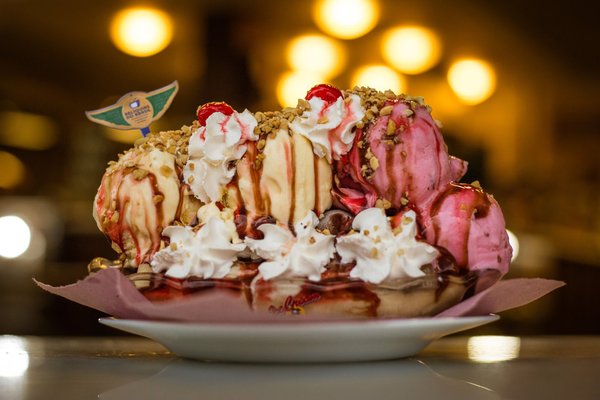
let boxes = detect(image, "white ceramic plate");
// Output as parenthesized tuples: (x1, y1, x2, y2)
(99, 315, 498, 362)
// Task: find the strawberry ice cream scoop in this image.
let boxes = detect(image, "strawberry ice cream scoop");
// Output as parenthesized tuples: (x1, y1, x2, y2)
(421, 182, 512, 290)
(333, 98, 466, 214)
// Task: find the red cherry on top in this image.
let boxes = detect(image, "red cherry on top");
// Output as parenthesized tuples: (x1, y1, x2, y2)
(197, 102, 234, 126)
(305, 84, 343, 105)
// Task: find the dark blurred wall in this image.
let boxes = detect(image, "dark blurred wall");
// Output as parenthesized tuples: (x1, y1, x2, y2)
(0, 0, 598, 336)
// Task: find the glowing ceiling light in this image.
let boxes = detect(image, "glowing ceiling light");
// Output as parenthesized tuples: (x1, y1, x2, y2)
(287, 34, 346, 79)
(0, 336, 29, 377)
(110, 7, 173, 57)
(468, 336, 521, 363)
(0, 151, 25, 190)
(313, 0, 379, 40)
(0, 215, 31, 259)
(351, 64, 406, 94)
(506, 229, 520, 262)
(382, 26, 442, 74)
(277, 71, 328, 108)
(0, 111, 59, 150)
(447, 58, 497, 105)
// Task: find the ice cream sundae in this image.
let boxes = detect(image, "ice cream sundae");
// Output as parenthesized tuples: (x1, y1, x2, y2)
(89, 84, 512, 318)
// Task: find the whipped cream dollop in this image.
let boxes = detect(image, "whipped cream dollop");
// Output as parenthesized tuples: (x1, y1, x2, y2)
(245, 211, 335, 281)
(151, 210, 246, 279)
(183, 109, 258, 203)
(336, 208, 439, 284)
(290, 94, 364, 162)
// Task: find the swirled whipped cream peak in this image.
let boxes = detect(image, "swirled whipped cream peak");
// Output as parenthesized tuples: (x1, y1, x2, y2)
(183, 103, 258, 203)
(245, 211, 335, 281)
(336, 208, 438, 284)
(90, 84, 512, 318)
(151, 204, 245, 279)
(290, 84, 364, 162)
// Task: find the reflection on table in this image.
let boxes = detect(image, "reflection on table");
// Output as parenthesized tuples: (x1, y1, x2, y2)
(2, 335, 599, 400)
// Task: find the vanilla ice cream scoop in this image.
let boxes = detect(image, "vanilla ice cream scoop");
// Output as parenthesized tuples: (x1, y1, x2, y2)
(225, 112, 333, 231)
(93, 149, 182, 266)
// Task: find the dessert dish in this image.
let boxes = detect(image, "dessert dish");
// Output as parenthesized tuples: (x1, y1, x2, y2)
(90, 84, 512, 318)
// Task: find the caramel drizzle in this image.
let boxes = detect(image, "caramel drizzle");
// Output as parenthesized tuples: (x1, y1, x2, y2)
(313, 154, 320, 215)
(111, 168, 165, 264)
(288, 137, 296, 223)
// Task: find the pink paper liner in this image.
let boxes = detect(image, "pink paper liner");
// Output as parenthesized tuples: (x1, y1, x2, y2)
(34, 268, 565, 323)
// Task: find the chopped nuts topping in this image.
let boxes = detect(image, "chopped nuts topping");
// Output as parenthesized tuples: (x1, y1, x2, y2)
(153, 195, 164, 204)
(379, 105, 393, 116)
(386, 119, 396, 135)
(369, 155, 380, 170)
(132, 168, 149, 180)
(160, 165, 174, 176)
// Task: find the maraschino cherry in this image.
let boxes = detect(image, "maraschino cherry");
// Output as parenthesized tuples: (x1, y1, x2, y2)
(196, 102, 234, 126)
(305, 84, 343, 106)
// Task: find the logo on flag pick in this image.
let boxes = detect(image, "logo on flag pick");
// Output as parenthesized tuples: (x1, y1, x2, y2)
(85, 81, 179, 137)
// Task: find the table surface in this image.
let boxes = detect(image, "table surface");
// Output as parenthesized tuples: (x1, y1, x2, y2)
(1, 335, 599, 400)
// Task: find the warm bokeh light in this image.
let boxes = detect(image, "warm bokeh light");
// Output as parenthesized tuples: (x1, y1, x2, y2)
(0, 151, 25, 189)
(351, 65, 406, 94)
(110, 7, 173, 57)
(0, 337, 29, 377)
(506, 229, 520, 262)
(313, 0, 379, 40)
(382, 26, 442, 74)
(467, 336, 521, 363)
(276, 71, 328, 107)
(0, 111, 59, 150)
(286, 34, 346, 79)
(103, 127, 145, 144)
(447, 58, 497, 105)
(0, 216, 31, 259)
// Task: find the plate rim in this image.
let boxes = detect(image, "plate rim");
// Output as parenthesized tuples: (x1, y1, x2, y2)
(99, 314, 499, 332)
(98, 314, 499, 362)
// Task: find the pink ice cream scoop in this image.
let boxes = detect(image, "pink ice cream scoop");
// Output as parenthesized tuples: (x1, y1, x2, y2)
(421, 182, 512, 291)
(333, 99, 466, 215)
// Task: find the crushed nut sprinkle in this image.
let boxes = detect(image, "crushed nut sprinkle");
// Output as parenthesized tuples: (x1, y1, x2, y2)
(132, 168, 149, 180)
(379, 105, 393, 116)
(111, 241, 123, 254)
(369, 155, 380, 170)
(153, 195, 164, 204)
(160, 165, 174, 176)
(386, 119, 396, 135)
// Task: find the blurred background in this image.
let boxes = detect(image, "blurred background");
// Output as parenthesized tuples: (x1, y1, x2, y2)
(0, 0, 598, 336)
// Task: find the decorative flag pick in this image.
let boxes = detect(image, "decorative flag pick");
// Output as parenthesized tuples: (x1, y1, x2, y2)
(85, 81, 179, 137)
